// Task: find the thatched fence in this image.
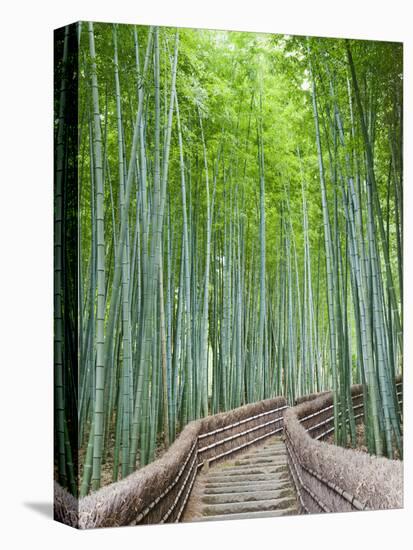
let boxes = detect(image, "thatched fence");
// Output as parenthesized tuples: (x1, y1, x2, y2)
(284, 378, 403, 514)
(55, 396, 287, 529)
(55, 378, 403, 528)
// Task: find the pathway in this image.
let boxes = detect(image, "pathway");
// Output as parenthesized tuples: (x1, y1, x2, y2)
(182, 436, 298, 522)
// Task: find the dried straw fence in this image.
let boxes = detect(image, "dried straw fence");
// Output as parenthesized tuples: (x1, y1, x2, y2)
(55, 396, 287, 529)
(284, 378, 403, 514)
(55, 379, 403, 528)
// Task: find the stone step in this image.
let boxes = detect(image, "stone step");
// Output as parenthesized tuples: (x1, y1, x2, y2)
(211, 461, 289, 470)
(261, 444, 285, 451)
(252, 449, 287, 457)
(181, 435, 298, 524)
(254, 445, 287, 458)
(242, 455, 286, 463)
(202, 488, 294, 505)
(253, 450, 286, 458)
(215, 457, 284, 468)
(206, 471, 289, 484)
(202, 496, 297, 516)
(204, 480, 291, 494)
(208, 464, 288, 478)
(249, 452, 287, 459)
(218, 459, 288, 469)
(205, 475, 290, 485)
(234, 457, 285, 466)
(219, 457, 287, 467)
(211, 465, 288, 476)
(197, 507, 298, 522)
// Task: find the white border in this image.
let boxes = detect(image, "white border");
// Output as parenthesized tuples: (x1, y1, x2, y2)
(0, 1, 410, 549)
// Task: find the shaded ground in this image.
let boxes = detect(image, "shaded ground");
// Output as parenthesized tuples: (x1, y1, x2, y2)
(78, 431, 169, 488)
(325, 423, 403, 460)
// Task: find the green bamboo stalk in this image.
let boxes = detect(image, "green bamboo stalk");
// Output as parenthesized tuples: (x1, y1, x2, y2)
(87, 22, 107, 491)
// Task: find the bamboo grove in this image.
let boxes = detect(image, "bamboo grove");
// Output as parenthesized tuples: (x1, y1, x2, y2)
(54, 23, 403, 496)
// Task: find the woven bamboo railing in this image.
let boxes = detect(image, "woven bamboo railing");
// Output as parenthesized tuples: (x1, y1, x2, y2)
(284, 378, 403, 515)
(55, 395, 287, 529)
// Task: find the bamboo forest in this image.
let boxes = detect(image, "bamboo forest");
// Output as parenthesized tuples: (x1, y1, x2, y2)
(54, 22, 403, 499)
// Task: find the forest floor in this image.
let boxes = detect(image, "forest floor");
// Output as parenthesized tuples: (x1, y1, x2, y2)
(325, 423, 403, 460)
(78, 431, 169, 488)
(325, 423, 368, 453)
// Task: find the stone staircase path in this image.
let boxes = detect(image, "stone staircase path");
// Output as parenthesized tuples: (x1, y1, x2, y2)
(182, 436, 298, 523)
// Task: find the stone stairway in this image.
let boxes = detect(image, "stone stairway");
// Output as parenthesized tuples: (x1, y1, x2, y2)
(182, 436, 299, 523)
